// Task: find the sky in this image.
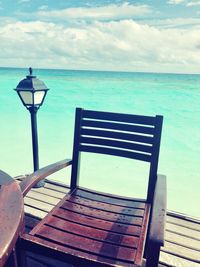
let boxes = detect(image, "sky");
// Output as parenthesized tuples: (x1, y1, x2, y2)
(0, 0, 200, 73)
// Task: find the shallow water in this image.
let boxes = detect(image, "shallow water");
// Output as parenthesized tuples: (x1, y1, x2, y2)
(0, 67, 199, 217)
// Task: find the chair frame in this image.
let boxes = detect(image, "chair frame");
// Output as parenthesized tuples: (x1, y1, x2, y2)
(19, 108, 167, 267)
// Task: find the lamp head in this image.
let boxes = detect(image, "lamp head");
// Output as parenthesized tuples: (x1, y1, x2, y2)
(14, 67, 49, 110)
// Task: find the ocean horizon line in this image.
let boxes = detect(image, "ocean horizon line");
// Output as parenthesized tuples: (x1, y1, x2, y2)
(0, 66, 200, 77)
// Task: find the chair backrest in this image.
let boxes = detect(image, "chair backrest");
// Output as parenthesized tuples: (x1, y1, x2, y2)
(70, 108, 163, 203)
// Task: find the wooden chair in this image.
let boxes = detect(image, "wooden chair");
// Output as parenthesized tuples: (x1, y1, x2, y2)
(0, 171, 24, 267)
(19, 108, 167, 267)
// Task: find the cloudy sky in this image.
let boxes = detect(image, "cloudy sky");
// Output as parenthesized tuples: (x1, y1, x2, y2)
(0, 0, 200, 73)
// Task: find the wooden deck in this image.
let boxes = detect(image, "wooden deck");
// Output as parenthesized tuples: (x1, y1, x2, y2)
(19, 178, 200, 267)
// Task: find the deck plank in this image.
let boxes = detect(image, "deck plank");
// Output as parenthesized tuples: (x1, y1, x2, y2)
(165, 230, 200, 251)
(44, 180, 70, 193)
(24, 196, 54, 212)
(30, 187, 66, 199)
(162, 241, 200, 263)
(167, 215, 200, 231)
(166, 222, 200, 240)
(24, 205, 48, 219)
(26, 190, 62, 206)
(160, 251, 200, 267)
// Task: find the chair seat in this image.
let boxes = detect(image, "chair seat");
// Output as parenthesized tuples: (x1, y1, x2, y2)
(23, 188, 151, 267)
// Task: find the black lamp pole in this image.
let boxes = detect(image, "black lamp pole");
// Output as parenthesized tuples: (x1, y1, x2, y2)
(29, 106, 39, 171)
(14, 68, 49, 187)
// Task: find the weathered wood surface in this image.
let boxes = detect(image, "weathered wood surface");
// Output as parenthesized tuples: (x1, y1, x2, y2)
(25, 187, 151, 266)
(18, 178, 200, 267)
(144, 174, 167, 266)
(148, 174, 167, 246)
(19, 159, 72, 197)
(0, 171, 24, 267)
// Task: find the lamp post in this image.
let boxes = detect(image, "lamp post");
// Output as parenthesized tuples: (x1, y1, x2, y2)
(14, 67, 49, 187)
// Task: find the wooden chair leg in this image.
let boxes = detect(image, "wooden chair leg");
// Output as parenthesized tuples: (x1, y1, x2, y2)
(5, 248, 18, 267)
(15, 240, 27, 267)
(146, 243, 161, 267)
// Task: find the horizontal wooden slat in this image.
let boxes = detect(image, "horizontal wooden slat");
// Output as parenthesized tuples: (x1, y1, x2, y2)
(83, 110, 157, 126)
(65, 196, 145, 216)
(165, 231, 200, 251)
(30, 187, 65, 200)
(82, 120, 155, 135)
(24, 196, 54, 213)
(159, 251, 200, 267)
(162, 241, 200, 263)
(167, 223, 200, 240)
(45, 216, 139, 248)
(53, 209, 141, 236)
(80, 136, 153, 153)
(61, 202, 144, 225)
(44, 182, 70, 194)
(81, 128, 154, 144)
(23, 234, 135, 267)
(27, 190, 61, 206)
(167, 215, 200, 231)
(35, 225, 136, 262)
(80, 145, 151, 162)
(76, 188, 146, 208)
(24, 205, 47, 219)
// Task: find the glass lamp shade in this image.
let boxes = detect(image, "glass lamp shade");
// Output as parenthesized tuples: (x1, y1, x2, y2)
(15, 69, 49, 109)
(18, 90, 46, 106)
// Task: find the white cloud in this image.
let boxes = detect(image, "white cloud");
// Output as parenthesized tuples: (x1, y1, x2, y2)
(168, 0, 185, 4)
(168, 0, 200, 6)
(148, 17, 200, 28)
(36, 3, 151, 21)
(0, 16, 17, 25)
(18, 0, 31, 3)
(0, 19, 200, 73)
(187, 1, 200, 6)
(38, 5, 48, 11)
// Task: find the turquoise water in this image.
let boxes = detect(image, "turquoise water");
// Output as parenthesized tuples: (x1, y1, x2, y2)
(0, 67, 200, 218)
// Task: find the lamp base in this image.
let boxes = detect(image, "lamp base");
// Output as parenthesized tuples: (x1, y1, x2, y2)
(33, 180, 45, 188)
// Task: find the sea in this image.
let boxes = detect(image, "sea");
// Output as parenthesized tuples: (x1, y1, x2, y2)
(0, 67, 199, 218)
